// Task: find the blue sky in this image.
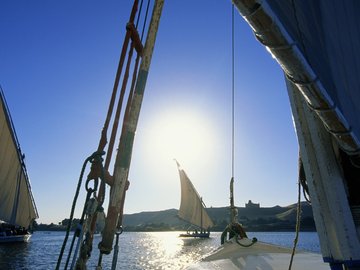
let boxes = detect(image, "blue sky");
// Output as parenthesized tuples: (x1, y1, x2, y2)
(0, 0, 299, 224)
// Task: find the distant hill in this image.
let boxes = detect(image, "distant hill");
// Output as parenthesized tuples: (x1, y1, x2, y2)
(123, 202, 316, 232)
(34, 202, 315, 232)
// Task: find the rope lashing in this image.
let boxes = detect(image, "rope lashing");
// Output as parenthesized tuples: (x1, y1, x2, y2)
(74, 198, 99, 270)
(221, 222, 257, 247)
(111, 227, 124, 270)
(298, 155, 311, 203)
(68, 178, 99, 270)
(56, 151, 105, 270)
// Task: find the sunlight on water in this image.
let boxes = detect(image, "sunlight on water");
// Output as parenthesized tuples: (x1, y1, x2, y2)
(122, 232, 217, 270)
(0, 231, 321, 269)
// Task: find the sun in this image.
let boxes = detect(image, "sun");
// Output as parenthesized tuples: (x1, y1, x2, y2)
(143, 108, 217, 167)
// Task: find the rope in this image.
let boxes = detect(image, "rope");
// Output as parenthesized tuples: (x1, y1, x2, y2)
(140, 0, 151, 42)
(74, 198, 99, 270)
(56, 151, 104, 270)
(86, 3, 144, 257)
(231, 2, 235, 181)
(288, 178, 302, 270)
(228, 0, 237, 228)
(221, 223, 257, 247)
(104, 41, 135, 172)
(93, 0, 140, 207)
(298, 155, 311, 204)
(68, 177, 99, 270)
(95, 0, 150, 268)
(111, 227, 124, 270)
(58, 1, 153, 269)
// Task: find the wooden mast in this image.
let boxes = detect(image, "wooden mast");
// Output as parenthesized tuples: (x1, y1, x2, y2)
(98, 0, 165, 254)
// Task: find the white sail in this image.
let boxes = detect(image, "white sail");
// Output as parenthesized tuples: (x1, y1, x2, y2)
(0, 89, 38, 228)
(176, 161, 213, 229)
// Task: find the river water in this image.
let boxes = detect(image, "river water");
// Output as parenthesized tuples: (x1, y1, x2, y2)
(0, 231, 322, 270)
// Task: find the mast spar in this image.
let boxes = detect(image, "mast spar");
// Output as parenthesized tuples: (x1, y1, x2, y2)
(56, 1, 164, 269)
(99, 0, 165, 254)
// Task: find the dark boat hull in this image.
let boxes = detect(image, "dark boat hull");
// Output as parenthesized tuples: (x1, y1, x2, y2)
(179, 232, 210, 238)
(0, 233, 31, 243)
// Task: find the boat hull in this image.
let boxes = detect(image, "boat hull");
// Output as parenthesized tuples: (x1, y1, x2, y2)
(179, 232, 210, 238)
(0, 233, 31, 243)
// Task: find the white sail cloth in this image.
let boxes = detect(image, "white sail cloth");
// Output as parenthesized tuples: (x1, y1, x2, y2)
(177, 163, 213, 230)
(0, 91, 38, 228)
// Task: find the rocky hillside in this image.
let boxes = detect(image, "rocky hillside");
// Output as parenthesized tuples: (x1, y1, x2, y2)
(122, 202, 316, 232)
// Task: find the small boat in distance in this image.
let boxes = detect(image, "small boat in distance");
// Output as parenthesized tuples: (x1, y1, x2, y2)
(0, 87, 38, 243)
(175, 160, 214, 238)
(0, 222, 32, 243)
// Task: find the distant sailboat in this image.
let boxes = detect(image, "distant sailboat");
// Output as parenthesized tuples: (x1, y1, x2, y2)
(175, 160, 213, 238)
(0, 87, 38, 243)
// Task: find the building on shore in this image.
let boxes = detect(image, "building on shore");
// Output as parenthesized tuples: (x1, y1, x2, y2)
(245, 200, 260, 209)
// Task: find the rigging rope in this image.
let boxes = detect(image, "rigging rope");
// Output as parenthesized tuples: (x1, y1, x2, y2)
(222, 3, 251, 246)
(231, 3, 235, 180)
(57, 0, 155, 268)
(288, 171, 302, 270)
(229, 0, 237, 225)
(298, 155, 311, 203)
(55, 151, 104, 270)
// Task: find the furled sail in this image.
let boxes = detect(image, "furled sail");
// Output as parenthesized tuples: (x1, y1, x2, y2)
(233, 0, 360, 154)
(176, 161, 213, 229)
(0, 88, 38, 228)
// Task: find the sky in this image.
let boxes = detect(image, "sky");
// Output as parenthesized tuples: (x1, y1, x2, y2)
(0, 0, 300, 225)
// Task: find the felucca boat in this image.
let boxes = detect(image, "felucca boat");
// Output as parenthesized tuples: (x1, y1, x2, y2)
(190, 0, 360, 269)
(0, 87, 38, 243)
(57, 1, 360, 269)
(175, 160, 214, 238)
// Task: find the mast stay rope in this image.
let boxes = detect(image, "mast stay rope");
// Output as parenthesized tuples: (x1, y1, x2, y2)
(221, 2, 256, 247)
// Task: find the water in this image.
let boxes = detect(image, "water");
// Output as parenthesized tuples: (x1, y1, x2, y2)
(0, 231, 321, 270)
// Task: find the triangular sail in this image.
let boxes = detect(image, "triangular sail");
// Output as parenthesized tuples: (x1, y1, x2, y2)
(0, 88, 38, 228)
(176, 161, 213, 229)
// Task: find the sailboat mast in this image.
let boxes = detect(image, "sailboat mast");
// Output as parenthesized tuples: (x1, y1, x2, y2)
(99, 0, 164, 255)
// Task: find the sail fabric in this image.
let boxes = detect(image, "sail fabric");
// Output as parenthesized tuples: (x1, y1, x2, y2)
(177, 165, 213, 229)
(268, 0, 360, 142)
(247, 0, 360, 152)
(0, 91, 38, 228)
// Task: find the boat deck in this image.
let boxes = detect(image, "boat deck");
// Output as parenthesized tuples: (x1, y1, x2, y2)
(187, 238, 329, 270)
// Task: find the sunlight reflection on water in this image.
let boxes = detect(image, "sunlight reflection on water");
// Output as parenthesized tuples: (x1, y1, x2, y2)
(0, 231, 320, 269)
(110, 231, 218, 270)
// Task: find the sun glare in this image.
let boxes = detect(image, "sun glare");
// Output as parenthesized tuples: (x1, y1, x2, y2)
(144, 109, 217, 167)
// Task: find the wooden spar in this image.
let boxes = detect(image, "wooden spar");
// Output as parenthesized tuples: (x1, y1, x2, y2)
(287, 79, 360, 265)
(98, 0, 165, 255)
